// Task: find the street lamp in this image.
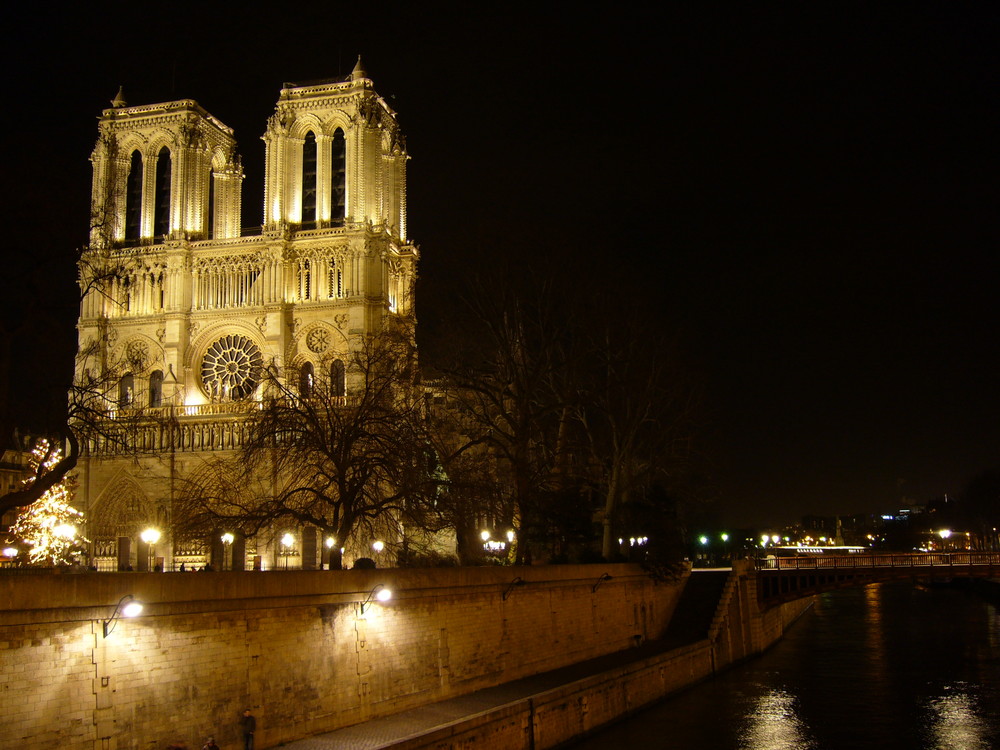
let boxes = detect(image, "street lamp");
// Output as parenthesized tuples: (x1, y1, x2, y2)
(221, 533, 234, 570)
(938, 529, 952, 550)
(280, 533, 294, 569)
(141, 528, 160, 571)
(372, 540, 384, 554)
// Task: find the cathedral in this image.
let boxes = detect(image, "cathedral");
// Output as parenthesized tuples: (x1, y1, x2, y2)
(75, 59, 417, 570)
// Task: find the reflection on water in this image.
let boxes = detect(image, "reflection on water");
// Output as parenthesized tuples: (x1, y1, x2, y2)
(924, 683, 988, 750)
(572, 582, 1000, 750)
(737, 688, 815, 750)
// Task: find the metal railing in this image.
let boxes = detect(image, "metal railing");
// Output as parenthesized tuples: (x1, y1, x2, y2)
(755, 552, 1000, 571)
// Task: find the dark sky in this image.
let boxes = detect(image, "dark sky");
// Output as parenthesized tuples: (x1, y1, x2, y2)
(2, 4, 997, 528)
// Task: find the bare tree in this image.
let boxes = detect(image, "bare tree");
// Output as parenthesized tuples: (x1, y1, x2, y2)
(428, 280, 573, 563)
(572, 310, 700, 560)
(176, 323, 438, 568)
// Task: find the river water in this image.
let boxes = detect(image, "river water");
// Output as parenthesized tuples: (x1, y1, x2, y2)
(572, 581, 1000, 749)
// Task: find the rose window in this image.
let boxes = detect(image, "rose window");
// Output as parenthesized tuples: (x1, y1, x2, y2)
(201, 335, 263, 400)
(306, 327, 330, 353)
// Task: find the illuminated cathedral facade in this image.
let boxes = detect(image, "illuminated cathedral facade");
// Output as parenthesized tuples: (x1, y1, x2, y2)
(75, 60, 417, 570)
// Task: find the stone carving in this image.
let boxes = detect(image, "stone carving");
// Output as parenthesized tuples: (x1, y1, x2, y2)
(125, 339, 149, 367)
(306, 327, 330, 353)
(255, 315, 268, 334)
(334, 314, 349, 329)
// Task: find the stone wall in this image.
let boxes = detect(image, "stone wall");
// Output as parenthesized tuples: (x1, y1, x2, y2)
(0, 564, 683, 750)
(378, 564, 813, 750)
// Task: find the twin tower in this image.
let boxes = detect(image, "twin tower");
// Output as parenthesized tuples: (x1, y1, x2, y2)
(75, 61, 418, 570)
(80, 58, 416, 409)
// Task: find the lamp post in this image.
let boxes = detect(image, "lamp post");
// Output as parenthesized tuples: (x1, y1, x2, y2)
(280, 533, 294, 569)
(325, 536, 336, 570)
(938, 529, 952, 551)
(221, 533, 234, 570)
(140, 528, 160, 571)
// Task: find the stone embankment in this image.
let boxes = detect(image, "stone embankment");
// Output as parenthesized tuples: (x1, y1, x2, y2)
(0, 561, 808, 749)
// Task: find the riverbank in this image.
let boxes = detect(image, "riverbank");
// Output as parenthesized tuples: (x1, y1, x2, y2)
(276, 566, 813, 749)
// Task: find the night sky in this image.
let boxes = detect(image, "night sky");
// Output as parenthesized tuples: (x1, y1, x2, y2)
(1, 5, 996, 528)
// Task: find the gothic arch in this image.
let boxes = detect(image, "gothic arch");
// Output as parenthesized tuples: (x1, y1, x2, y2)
(288, 113, 325, 140)
(210, 146, 231, 172)
(144, 131, 178, 159)
(115, 132, 149, 159)
(322, 113, 351, 137)
(88, 474, 163, 541)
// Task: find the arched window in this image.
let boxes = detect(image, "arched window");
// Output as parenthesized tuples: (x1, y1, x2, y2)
(154, 147, 171, 238)
(206, 167, 215, 239)
(330, 128, 346, 223)
(299, 362, 315, 397)
(328, 261, 342, 299)
(302, 131, 317, 224)
(149, 370, 163, 407)
(125, 150, 143, 242)
(119, 374, 134, 407)
(331, 359, 346, 398)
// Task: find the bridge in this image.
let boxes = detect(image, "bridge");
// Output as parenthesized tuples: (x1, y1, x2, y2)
(754, 551, 1000, 607)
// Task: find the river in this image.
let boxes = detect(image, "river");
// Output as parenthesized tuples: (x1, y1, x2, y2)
(571, 580, 1000, 749)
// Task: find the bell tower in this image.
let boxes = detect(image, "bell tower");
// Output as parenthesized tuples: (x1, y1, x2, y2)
(262, 57, 408, 242)
(89, 92, 243, 246)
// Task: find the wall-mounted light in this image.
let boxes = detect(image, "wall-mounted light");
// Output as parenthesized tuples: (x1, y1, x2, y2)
(103, 594, 143, 638)
(372, 540, 385, 553)
(592, 572, 613, 593)
(502, 576, 526, 602)
(360, 584, 392, 614)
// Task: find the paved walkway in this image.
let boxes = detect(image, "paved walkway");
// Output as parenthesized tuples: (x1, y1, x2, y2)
(274, 638, 686, 750)
(276, 570, 731, 749)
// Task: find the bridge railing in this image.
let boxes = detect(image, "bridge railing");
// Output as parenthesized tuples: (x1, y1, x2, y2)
(754, 552, 1000, 571)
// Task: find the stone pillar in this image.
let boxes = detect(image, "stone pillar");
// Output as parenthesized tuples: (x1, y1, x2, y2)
(232, 534, 247, 571)
(301, 527, 317, 570)
(209, 534, 225, 570)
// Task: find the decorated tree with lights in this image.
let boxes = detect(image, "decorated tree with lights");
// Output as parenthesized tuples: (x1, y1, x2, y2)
(9, 439, 88, 566)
